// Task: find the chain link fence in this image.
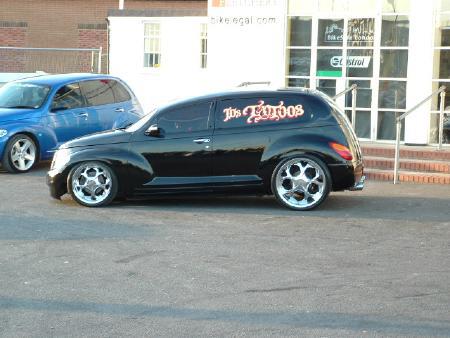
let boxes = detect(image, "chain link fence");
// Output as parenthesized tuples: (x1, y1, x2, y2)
(0, 47, 104, 74)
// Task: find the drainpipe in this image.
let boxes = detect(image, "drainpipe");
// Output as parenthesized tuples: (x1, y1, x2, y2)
(119, 0, 124, 9)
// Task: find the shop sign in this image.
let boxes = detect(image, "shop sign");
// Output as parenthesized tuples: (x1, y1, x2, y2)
(324, 24, 343, 43)
(330, 56, 371, 68)
(347, 18, 374, 43)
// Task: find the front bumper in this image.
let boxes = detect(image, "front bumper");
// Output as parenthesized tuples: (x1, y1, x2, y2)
(46, 168, 68, 199)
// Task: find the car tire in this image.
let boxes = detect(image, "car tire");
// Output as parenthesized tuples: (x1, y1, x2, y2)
(68, 161, 118, 207)
(1, 134, 38, 173)
(271, 155, 331, 211)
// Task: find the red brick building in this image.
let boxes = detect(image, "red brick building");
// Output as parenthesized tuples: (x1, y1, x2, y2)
(0, 0, 207, 73)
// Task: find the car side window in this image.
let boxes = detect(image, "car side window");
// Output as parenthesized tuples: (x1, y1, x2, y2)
(111, 81, 132, 103)
(215, 96, 320, 129)
(157, 102, 212, 135)
(79, 79, 115, 106)
(51, 83, 85, 110)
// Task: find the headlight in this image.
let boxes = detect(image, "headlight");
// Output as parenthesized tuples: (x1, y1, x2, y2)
(0, 129, 7, 138)
(51, 148, 71, 170)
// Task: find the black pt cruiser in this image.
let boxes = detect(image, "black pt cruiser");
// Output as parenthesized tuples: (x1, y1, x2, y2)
(47, 88, 365, 210)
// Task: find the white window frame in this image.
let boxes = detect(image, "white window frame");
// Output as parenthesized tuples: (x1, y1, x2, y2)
(143, 22, 161, 68)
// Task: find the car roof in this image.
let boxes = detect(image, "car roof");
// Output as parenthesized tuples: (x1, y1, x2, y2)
(13, 73, 119, 87)
(158, 87, 328, 111)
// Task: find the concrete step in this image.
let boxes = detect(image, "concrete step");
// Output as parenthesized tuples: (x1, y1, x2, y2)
(361, 144, 450, 161)
(364, 156, 450, 174)
(364, 169, 450, 184)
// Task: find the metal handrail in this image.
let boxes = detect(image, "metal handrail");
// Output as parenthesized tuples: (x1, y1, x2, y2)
(237, 81, 271, 87)
(393, 85, 446, 184)
(333, 84, 358, 130)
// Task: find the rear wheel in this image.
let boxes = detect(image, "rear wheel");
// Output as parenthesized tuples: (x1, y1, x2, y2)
(1, 134, 38, 173)
(68, 161, 118, 207)
(271, 156, 331, 211)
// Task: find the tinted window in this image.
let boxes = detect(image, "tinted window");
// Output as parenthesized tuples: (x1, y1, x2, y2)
(80, 79, 115, 106)
(157, 102, 211, 135)
(0, 83, 50, 109)
(51, 83, 84, 110)
(215, 95, 328, 129)
(111, 81, 131, 102)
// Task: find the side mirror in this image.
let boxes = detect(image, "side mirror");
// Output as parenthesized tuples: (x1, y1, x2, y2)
(145, 124, 161, 137)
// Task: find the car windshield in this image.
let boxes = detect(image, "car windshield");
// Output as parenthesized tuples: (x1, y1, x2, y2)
(126, 108, 158, 132)
(0, 82, 50, 109)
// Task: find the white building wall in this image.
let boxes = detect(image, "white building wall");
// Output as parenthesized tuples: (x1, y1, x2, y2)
(207, 0, 286, 88)
(404, 2, 435, 144)
(109, 16, 209, 112)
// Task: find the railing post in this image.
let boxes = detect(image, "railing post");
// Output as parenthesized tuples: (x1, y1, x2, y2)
(351, 86, 357, 130)
(97, 46, 102, 74)
(438, 90, 445, 150)
(394, 119, 402, 184)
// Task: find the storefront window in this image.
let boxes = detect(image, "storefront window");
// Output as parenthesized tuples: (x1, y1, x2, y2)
(347, 18, 375, 47)
(378, 80, 406, 109)
(288, 17, 311, 46)
(288, 49, 311, 76)
(287, 78, 310, 88)
(346, 80, 371, 108)
(318, 19, 344, 46)
(316, 79, 336, 97)
(346, 49, 373, 77)
(346, 110, 371, 138)
(377, 111, 405, 140)
(381, 15, 409, 47)
(380, 50, 408, 77)
(317, 49, 342, 77)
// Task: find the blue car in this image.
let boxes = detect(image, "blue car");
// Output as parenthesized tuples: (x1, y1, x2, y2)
(0, 73, 144, 173)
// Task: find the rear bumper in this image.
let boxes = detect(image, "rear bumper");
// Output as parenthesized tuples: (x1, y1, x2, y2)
(349, 175, 365, 191)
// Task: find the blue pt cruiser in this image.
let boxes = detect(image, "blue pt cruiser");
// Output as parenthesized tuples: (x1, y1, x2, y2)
(0, 73, 144, 173)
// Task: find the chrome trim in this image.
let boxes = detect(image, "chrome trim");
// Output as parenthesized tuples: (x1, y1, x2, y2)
(350, 175, 365, 191)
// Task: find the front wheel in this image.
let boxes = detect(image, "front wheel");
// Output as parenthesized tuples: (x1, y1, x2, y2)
(1, 134, 38, 173)
(68, 161, 118, 207)
(271, 156, 331, 211)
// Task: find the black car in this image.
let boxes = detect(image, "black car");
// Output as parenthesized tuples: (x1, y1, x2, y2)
(47, 88, 365, 210)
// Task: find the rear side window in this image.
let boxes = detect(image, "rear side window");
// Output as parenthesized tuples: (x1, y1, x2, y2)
(157, 102, 212, 135)
(111, 81, 131, 102)
(215, 95, 331, 129)
(79, 79, 115, 106)
(51, 83, 85, 110)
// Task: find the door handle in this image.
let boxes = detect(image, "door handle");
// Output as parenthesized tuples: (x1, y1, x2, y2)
(78, 112, 89, 118)
(115, 108, 125, 113)
(193, 138, 210, 144)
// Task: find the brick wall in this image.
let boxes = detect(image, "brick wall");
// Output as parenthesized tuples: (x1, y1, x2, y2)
(0, 21, 27, 72)
(0, 0, 207, 73)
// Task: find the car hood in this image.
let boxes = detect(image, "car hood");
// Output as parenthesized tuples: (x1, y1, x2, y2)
(0, 108, 38, 123)
(61, 129, 133, 149)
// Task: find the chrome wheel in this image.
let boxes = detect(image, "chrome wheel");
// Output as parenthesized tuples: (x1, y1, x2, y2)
(10, 137, 36, 171)
(70, 162, 115, 206)
(273, 157, 329, 210)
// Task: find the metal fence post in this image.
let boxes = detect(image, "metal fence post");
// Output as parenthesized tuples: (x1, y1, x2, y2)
(394, 119, 402, 184)
(97, 46, 103, 74)
(438, 90, 445, 150)
(351, 86, 357, 130)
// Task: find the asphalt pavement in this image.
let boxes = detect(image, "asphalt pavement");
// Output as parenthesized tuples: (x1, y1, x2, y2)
(0, 164, 449, 337)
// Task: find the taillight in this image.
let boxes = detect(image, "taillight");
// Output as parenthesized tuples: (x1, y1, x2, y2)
(329, 142, 353, 161)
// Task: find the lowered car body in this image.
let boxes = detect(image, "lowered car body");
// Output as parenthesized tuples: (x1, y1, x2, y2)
(47, 88, 364, 210)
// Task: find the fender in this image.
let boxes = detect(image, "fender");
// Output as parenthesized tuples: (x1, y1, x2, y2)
(0, 119, 44, 159)
(258, 126, 350, 185)
(63, 146, 155, 196)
